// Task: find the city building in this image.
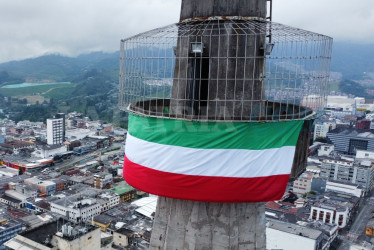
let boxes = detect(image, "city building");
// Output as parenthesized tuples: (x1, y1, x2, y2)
(16, 120, 45, 129)
(314, 122, 336, 140)
(93, 173, 112, 189)
(38, 144, 67, 158)
(311, 177, 327, 195)
(356, 119, 371, 130)
(327, 128, 374, 155)
(309, 192, 359, 228)
(112, 228, 136, 249)
(0, 194, 23, 209)
(50, 196, 101, 223)
(24, 177, 56, 196)
(4, 220, 101, 250)
(89, 214, 113, 232)
(0, 220, 23, 246)
(293, 172, 314, 195)
(320, 158, 374, 193)
(110, 183, 136, 203)
(13, 183, 39, 199)
(47, 118, 64, 145)
(366, 218, 374, 236)
(318, 144, 334, 157)
(55, 113, 66, 142)
(325, 180, 363, 197)
(97, 192, 119, 212)
(356, 149, 374, 160)
(0, 167, 18, 177)
(266, 220, 327, 250)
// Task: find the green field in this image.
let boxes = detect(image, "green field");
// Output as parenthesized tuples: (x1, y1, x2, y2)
(0, 82, 75, 99)
(328, 81, 340, 92)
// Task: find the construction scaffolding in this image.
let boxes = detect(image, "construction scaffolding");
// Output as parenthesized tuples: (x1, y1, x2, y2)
(119, 19, 332, 122)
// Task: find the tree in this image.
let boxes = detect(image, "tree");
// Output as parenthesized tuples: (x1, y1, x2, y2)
(315, 137, 327, 143)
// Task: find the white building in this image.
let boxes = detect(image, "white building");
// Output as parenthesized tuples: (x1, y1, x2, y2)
(17, 120, 45, 129)
(97, 192, 120, 212)
(356, 150, 374, 160)
(309, 192, 359, 228)
(0, 167, 18, 177)
(318, 144, 334, 157)
(326, 96, 365, 111)
(314, 122, 336, 140)
(32, 144, 67, 158)
(310, 203, 348, 228)
(320, 158, 374, 193)
(50, 197, 101, 223)
(325, 180, 363, 198)
(266, 220, 326, 250)
(47, 118, 64, 145)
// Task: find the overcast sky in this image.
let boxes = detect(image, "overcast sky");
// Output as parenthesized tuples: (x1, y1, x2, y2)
(0, 0, 373, 63)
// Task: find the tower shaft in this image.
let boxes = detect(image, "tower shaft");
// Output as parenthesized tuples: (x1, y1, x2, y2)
(150, 1, 267, 249)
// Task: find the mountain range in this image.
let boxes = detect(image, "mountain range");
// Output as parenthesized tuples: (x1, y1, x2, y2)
(0, 41, 372, 124)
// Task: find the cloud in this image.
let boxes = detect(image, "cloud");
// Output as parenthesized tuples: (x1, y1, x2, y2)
(273, 0, 374, 42)
(0, 0, 180, 63)
(0, 0, 373, 63)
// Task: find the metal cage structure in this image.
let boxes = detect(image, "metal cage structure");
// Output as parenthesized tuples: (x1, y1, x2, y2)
(119, 19, 333, 122)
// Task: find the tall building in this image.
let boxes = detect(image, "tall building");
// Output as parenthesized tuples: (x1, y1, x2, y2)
(46, 118, 63, 145)
(55, 113, 66, 141)
(327, 127, 374, 154)
(320, 158, 374, 193)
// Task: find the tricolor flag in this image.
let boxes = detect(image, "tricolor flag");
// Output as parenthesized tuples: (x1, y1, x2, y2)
(123, 113, 303, 202)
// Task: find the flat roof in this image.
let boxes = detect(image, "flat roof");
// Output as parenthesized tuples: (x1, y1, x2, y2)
(267, 219, 322, 240)
(0, 194, 21, 203)
(132, 196, 158, 219)
(111, 184, 135, 195)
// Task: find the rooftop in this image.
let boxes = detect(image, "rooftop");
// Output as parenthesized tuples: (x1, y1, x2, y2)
(110, 183, 135, 195)
(367, 218, 374, 228)
(328, 127, 374, 138)
(93, 214, 115, 225)
(267, 219, 322, 240)
(0, 194, 21, 203)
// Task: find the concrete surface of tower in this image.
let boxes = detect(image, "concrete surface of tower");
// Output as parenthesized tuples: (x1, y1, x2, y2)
(119, 0, 332, 249)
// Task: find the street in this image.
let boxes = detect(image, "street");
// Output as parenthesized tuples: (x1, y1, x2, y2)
(338, 194, 374, 249)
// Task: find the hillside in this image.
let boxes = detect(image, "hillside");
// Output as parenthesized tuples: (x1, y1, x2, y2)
(331, 42, 374, 80)
(0, 41, 373, 124)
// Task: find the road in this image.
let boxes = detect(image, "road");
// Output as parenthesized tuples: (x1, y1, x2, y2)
(30, 142, 124, 174)
(338, 195, 374, 249)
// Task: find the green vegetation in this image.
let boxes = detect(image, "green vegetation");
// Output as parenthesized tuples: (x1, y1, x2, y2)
(9, 103, 58, 122)
(0, 52, 126, 125)
(0, 82, 73, 97)
(328, 81, 340, 92)
(315, 137, 327, 143)
(101, 147, 121, 155)
(331, 42, 374, 79)
(339, 79, 373, 99)
(302, 191, 316, 198)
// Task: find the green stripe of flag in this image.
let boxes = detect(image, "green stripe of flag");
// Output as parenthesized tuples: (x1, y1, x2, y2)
(128, 113, 304, 150)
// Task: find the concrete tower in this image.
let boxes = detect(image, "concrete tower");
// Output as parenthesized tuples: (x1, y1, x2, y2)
(119, 0, 332, 249)
(150, 1, 267, 249)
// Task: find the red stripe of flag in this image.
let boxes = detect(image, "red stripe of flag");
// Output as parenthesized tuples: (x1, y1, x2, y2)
(123, 156, 289, 202)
